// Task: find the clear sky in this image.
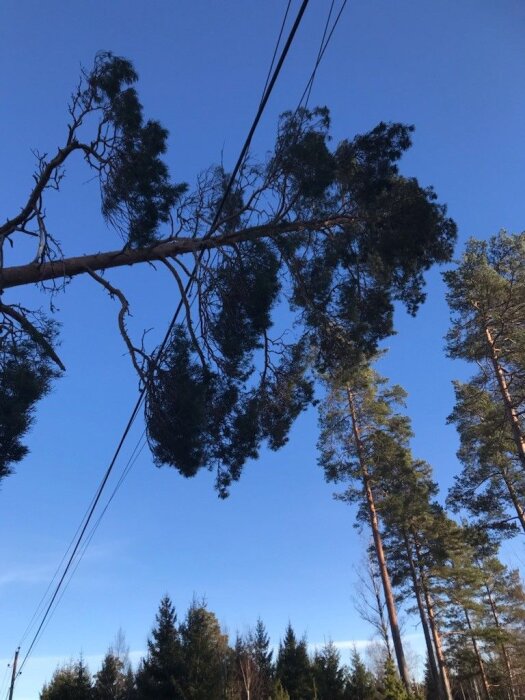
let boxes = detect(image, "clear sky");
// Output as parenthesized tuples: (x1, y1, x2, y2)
(1, 1, 524, 697)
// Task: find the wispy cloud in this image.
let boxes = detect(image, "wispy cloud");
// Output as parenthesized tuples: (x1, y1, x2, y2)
(0, 566, 53, 587)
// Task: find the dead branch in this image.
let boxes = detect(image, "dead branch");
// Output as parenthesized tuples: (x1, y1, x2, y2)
(84, 267, 148, 379)
(0, 302, 65, 371)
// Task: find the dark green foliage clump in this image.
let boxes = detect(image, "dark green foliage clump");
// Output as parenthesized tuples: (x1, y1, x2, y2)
(276, 624, 315, 700)
(89, 52, 187, 247)
(146, 327, 313, 496)
(135, 595, 185, 699)
(40, 659, 92, 700)
(208, 240, 281, 378)
(0, 327, 61, 481)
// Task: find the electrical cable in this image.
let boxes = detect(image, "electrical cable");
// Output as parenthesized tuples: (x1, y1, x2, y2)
(0, 663, 9, 700)
(29, 0, 350, 645)
(14, 0, 310, 681)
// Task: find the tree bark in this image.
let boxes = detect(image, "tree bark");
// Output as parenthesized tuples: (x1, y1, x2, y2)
(499, 466, 525, 534)
(484, 324, 525, 471)
(346, 388, 411, 691)
(483, 579, 516, 700)
(0, 216, 351, 291)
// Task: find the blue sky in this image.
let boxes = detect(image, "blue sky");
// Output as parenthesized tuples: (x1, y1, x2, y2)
(1, 1, 524, 697)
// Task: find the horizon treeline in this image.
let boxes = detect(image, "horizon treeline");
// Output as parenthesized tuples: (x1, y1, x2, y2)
(40, 594, 412, 700)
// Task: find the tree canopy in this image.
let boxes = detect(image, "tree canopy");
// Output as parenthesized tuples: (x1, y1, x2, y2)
(0, 52, 456, 492)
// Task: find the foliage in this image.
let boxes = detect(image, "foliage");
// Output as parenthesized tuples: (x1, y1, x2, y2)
(41, 658, 92, 700)
(275, 624, 315, 700)
(135, 595, 184, 699)
(445, 231, 525, 532)
(378, 658, 411, 700)
(312, 641, 348, 699)
(178, 599, 230, 699)
(93, 651, 134, 700)
(0, 322, 61, 480)
(347, 648, 379, 700)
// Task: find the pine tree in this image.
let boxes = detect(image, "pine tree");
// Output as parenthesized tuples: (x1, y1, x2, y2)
(447, 381, 525, 534)
(275, 624, 315, 700)
(135, 595, 184, 699)
(318, 363, 411, 689)
(1, 51, 457, 489)
(445, 232, 525, 529)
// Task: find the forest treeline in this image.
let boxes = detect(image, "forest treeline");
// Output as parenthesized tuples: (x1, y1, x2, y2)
(40, 595, 415, 700)
(39, 230, 525, 700)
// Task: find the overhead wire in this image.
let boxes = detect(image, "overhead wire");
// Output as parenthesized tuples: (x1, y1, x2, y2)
(47, 0, 349, 581)
(14, 0, 311, 682)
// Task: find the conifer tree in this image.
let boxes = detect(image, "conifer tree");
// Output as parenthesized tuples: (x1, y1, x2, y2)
(234, 619, 274, 700)
(312, 640, 348, 699)
(347, 649, 379, 700)
(253, 618, 274, 698)
(1, 52, 456, 489)
(447, 381, 525, 534)
(135, 595, 184, 699)
(318, 363, 411, 689)
(93, 650, 134, 700)
(40, 658, 92, 700)
(179, 599, 230, 699)
(445, 232, 525, 530)
(275, 624, 315, 700)
(378, 658, 411, 700)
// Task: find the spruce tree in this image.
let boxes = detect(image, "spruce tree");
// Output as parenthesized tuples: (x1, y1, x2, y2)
(93, 650, 133, 700)
(346, 649, 378, 700)
(40, 658, 92, 700)
(179, 599, 230, 699)
(378, 658, 411, 700)
(135, 595, 184, 699)
(275, 624, 315, 700)
(312, 641, 348, 699)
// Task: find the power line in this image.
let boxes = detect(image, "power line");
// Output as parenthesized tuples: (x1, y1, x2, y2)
(14, 0, 311, 681)
(14, 0, 351, 684)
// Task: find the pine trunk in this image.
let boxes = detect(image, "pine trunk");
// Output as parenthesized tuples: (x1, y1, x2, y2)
(346, 388, 411, 691)
(463, 606, 491, 700)
(403, 530, 448, 700)
(411, 534, 454, 700)
(484, 324, 525, 471)
(483, 579, 516, 700)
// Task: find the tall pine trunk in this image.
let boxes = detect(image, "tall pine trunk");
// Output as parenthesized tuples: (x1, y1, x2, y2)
(346, 388, 411, 690)
(403, 530, 450, 700)
(412, 534, 454, 700)
(463, 606, 491, 700)
(482, 578, 516, 700)
(484, 324, 525, 471)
